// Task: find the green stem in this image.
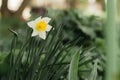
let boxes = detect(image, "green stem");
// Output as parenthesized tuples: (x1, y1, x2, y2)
(105, 0, 119, 80)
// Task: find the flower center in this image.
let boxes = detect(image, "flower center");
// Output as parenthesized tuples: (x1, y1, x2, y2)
(35, 21, 47, 31)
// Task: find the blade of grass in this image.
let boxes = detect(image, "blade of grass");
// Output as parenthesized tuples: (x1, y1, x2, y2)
(68, 48, 82, 80)
(89, 59, 98, 80)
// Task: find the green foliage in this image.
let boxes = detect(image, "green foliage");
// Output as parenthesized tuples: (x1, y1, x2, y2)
(0, 24, 102, 80)
(0, 8, 104, 80)
(68, 48, 81, 80)
(0, 17, 26, 52)
(89, 60, 98, 80)
(47, 9, 104, 41)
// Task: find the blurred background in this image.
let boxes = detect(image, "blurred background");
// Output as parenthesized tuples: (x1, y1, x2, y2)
(0, 0, 105, 20)
(0, 0, 107, 52)
(0, 0, 120, 56)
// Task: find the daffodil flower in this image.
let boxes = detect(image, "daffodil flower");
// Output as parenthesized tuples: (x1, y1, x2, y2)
(27, 16, 52, 39)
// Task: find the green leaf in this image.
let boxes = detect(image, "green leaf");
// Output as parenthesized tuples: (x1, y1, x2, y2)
(89, 59, 98, 80)
(68, 48, 81, 80)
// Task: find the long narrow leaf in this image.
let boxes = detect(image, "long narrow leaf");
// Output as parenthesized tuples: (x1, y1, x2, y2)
(68, 48, 81, 80)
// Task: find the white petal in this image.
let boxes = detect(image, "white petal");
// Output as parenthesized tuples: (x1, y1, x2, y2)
(46, 25, 52, 31)
(35, 16, 42, 22)
(27, 21, 34, 28)
(31, 30, 38, 36)
(41, 17, 51, 23)
(38, 31, 46, 40)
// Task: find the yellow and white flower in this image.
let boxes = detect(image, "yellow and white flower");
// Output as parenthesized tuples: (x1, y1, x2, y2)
(27, 16, 52, 39)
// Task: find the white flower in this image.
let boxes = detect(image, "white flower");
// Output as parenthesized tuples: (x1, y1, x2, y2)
(27, 16, 52, 40)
